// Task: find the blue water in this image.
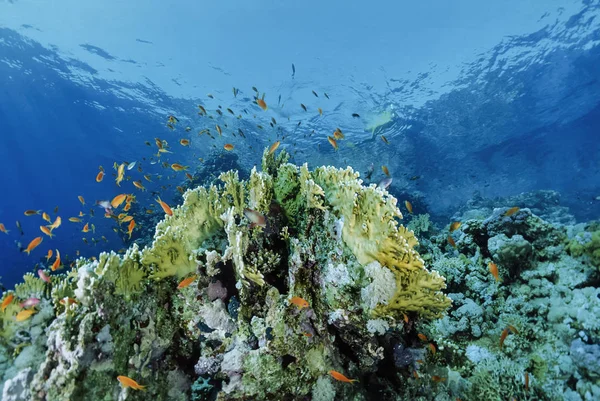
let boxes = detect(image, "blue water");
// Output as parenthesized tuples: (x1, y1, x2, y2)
(1, 0, 599, 289)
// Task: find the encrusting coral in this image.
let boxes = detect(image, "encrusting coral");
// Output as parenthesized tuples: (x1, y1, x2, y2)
(0, 149, 450, 400)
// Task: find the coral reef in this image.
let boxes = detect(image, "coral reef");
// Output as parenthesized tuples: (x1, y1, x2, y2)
(0, 150, 450, 400)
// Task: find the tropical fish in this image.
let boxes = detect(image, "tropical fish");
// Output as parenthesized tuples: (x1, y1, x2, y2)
(51, 250, 61, 271)
(0, 223, 9, 234)
(504, 207, 520, 217)
(167, 115, 179, 124)
(404, 200, 413, 214)
(96, 171, 104, 182)
(19, 297, 40, 308)
(24, 237, 43, 255)
(24, 210, 41, 216)
(324, 92, 330, 99)
(171, 164, 189, 171)
(352, 113, 360, 118)
(499, 327, 509, 349)
(243, 208, 266, 228)
(1, 294, 14, 312)
(507, 324, 519, 334)
(417, 333, 428, 342)
(48, 216, 62, 231)
(224, 144, 234, 151)
(111, 194, 127, 209)
(300, 103, 307, 112)
(117, 376, 145, 391)
(318, 107, 323, 116)
(39, 225, 54, 238)
(232, 87, 239, 97)
(290, 296, 309, 309)
(382, 166, 390, 177)
(15, 309, 37, 322)
(59, 297, 78, 306)
(127, 219, 136, 239)
(177, 275, 197, 289)
(488, 262, 499, 282)
(431, 376, 446, 383)
(143, 174, 153, 182)
(198, 105, 207, 115)
(156, 197, 173, 216)
(381, 135, 389, 144)
(449, 222, 461, 232)
(268, 141, 280, 155)
(428, 343, 436, 354)
(291, 63, 295, 78)
(185, 173, 194, 181)
(15, 220, 23, 235)
(78, 196, 85, 206)
(42, 212, 51, 223)
(46, 249, 53, 261)
(328, 370, 357, 383)
(333, 128, 344, 140)
(82, 223, 90, 233)
(180, 139, 190, 146)
(116, 163, 126, 186)
(133, 181, 146, 191)
(38, 269, 51, 283)
(256, 98, 268, 111)
(127, 162, 137, 170)
(327, 136, 338, 150)
(447, 235, 456, 248)
(378, 177, 392, 190)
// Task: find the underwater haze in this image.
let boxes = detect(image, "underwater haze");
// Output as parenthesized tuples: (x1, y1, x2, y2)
(0, 1, 600, 400)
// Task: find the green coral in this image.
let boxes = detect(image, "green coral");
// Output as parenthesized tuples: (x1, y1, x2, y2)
(566, 227, 600, 268)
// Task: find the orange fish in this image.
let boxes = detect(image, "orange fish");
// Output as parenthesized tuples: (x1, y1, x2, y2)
(404, 200, 413, 214)
(156, 197, 173, 216)
(133, 181, 146, 191)
(488, 262, 499, 282)
(507, 324, 519, 334)
(1, 293, 14, 312)
(327, 136, 338, 150)
(68, 217, 82, 223)
(116, 163, 126, 186)
(417, 333, 428, 342)
(447, 235, 456, 248)
(333, 128, 344, 140)
(223, 144, 234, 151)
(504, 207, 520, 217)
(51, 250, 61, 271)
(78, 196, 85, 206)
(111, 194, 127, 208)
(123, 202, 132, 212)
(269, 141, 280, 155)
(402, 313, 409, 324)
(177, 275, 197, 289)
(382, 166, 390, 177)
(0, 223, 9, 234)
(82, 223, 90, 233)
(59, 297, 77, 306)
(46, 249, 53, 261)
(328, 370, 357, 383)
(24, 210, 41, 216)
(303, 332, 313, 338)
(96, 170, 104, 182)
(180, 139, 190, 146)
(42, 212, 51, 223)
(431, 375, 446, 383)
(290, 296, 309, 309)
(143, 174, 153, 182)
(24, 236, 43, 255)
(48, 216, 62, 231)
(428, 343, 436, 354)
(40, 225, 54, 238)
(120, 216, 134, 223)
(117, 376, 145, 391)
(127, 219, 136, 239)
(499, 328, 509, 349)
(171, 163, 189, 171)
(186, 173, 194, 181)
(449, 221, 462, 232)
(256, 98, 268, 111)
(15, 309, 37, 322)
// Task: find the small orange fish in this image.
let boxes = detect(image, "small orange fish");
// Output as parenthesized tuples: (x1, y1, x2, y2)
(124, 202, 132, 212)
(15, 309, 37, 322)
(40, 225, 54, 238)
(449, 221, 462, 232)
(46, 249, 53, 261)
(382, 166, 390, 177)
(256, 98, 268, 111)
(431, 375, 446, 383)
(51, 250, 61, 271)
(171, 163, 189, 171)
(0, 223, 9, 234)
(290, 296, 309, 309)
(82, 223, 90, 233)
(24, 236, 43, 255)
(428, 343, 436, 354)
(333, 128, 344, 140)
(447, 235, 456, 248)
(96, 170, 104, 182)
(180, 138, 190, 146)
(488, 262, 499, 282)
(59, 297, 77, 306)
(303, 332, 313, 338)
(48, 216, 61, 231)
(381, 135, 389, 144)
(111, 194, 127, 208)
(24, 210, 41, 216)
(499, 327, 509, 349)
(120, 215, 134, 223)
(327, 136, 338, 150)
(224, 144, 234, 151)
(318, 107, 323, 116)
(328, 370, 357, 383)
(504, 206, 520, 217)
(116, 163, 126, 186)
(186, 173, 194, 181)
(127, 219, 136, 239)
(133, 181, 146, 191)
(1, 293, 14, 312)
(269, 141, 280, 155)
(143, 174, 153, 182)
(117, 375, 145, 391)
(177, 275, 197, 289)
(42, 212, 51, 223)
(78, 196, 85, 206)
(156, 197, 173, 216)
(402, 313, 409, 324)
(507, 324, 519, 334)
(404, 200, 413, 214)
(417, 333, 428, 342)
(68, 217, 82, 223)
